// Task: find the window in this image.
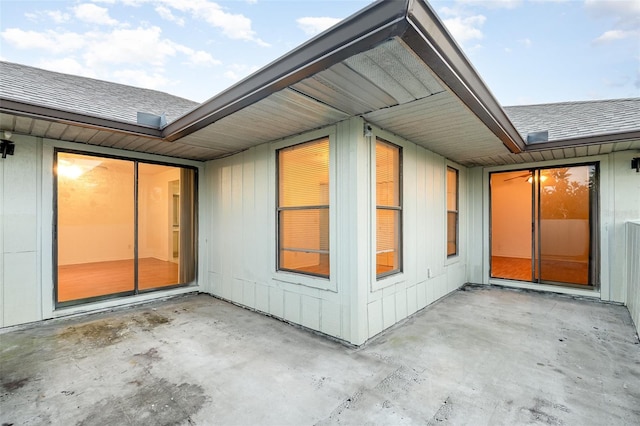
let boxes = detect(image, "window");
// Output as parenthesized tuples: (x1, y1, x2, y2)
(55, 151, 197, 306)
(277, 138, 330, 278)
(447, 166, 459, 257)
(376, 139, 402, 277)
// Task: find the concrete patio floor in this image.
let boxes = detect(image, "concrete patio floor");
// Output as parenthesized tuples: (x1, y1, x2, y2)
(1, 286, 639, 425)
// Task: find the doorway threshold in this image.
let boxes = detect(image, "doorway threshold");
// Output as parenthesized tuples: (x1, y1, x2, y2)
(489, 279, 600, 299)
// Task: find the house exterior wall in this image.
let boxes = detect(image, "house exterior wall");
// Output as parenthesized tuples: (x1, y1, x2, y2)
(204, 117, 469, 345)
(627, 221, 640, 335)
(0, 135, 204, 328)
(467, 149, 640, 307)
(0, 134, 42, 327)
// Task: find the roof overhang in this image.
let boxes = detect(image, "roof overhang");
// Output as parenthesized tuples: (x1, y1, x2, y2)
(12, 0, 612, 165)
(162, 0, 526, 163)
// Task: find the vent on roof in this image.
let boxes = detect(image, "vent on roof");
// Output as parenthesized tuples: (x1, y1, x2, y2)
(526, 131, 548, 143)
(137, 112, 167, 128)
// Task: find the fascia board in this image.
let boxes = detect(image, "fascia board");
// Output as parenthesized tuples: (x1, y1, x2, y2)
(162, 0, 411, 142)
(523, 130, 640, 151)
(0, 97, 163, 138)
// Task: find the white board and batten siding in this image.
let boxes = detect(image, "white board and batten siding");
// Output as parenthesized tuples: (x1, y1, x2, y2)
(205, 117, 469, 345)
(0, 134, 42, 327)
(365, 126, 468, 340)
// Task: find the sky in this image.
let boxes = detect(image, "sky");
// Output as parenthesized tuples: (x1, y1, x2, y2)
(0, 0, 638, 106)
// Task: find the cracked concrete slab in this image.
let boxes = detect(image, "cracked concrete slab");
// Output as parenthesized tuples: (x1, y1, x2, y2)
(1, 286, 639, 425)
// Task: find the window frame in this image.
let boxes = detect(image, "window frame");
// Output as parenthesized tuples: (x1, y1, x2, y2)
(276, 137, 331, 279)
(375, 138, 403, 280)
(446, 166, 459, 258)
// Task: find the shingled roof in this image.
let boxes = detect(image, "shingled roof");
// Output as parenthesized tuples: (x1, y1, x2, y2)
(0, 61, 199, 125)
(504, 98, 640, 143)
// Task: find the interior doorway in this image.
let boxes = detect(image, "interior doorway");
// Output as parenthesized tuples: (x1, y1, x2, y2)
(490, 164, 598, 287)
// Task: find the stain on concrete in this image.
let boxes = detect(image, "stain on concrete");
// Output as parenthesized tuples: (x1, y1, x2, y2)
(2, 378, 29, 392)
(316, 389, 364, 425)
(427, 396, 453, 425)
(59, 320, 130, 348)
(77, 377, 207, 426)
(133, 311, 171, 329)
(524, 397, 571, 425)
(134, 347, 161, 361)
(58, 311, 172, 349)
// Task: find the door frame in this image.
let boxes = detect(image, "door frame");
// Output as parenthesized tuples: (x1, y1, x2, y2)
(482, 156, 609, 299)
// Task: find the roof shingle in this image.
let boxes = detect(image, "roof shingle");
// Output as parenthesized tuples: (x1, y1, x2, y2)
(504, 98, 640, 143)
(0, 61, 199, 125)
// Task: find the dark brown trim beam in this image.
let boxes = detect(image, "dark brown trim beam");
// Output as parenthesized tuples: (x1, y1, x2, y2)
(523, 130, 640, 151)
(0, 98, 163, 138)
(403, 0, 525, 154)
(162, 0, 411, 141)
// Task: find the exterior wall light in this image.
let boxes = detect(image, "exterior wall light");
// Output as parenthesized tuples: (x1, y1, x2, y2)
(632, 157, 640, 173)
(1, 139, 15, 159)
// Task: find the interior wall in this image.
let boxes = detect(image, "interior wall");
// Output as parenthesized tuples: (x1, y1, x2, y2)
(138, 167, 180, 261)
(57, 157, 135, 266)
(0, 134, 42, 327)
(490, 172, 531, 259)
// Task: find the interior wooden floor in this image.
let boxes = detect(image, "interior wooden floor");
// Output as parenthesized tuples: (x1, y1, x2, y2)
(58, 258, 179, 302)
(491, 256, 589, 286)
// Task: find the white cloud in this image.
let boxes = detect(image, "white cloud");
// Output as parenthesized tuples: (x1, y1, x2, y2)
(73, 3, 119, 26)
(83, 26, 177, 67)
(156, 0, 269, 46)
(296, 17, 343, 36)
(443, 15, 486, 43)
(171, 44, 221, 66)
(155, 5, 185, 26)
(37, 58, 97, 79)
(457, 0, 523, 10)
(224, 63, 260, 82)
(586, 0, 640, 43)
(0, 28, 86, 53)
(594, 29, 639, 43)
(112, 69, 171, 90)
(86, 0, 268, 44)
(25, 10, 71, 24)
(519, 38, 532, 47)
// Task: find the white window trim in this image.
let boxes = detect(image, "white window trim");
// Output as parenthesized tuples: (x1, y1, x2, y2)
(269, 128, 338, 292)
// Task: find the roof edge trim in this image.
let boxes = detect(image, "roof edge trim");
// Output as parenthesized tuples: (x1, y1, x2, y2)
(1, 98, 163, 138)
(403, 0, 525, 153)
(523, 130, 640, 151)
(162, 0, 411, 141)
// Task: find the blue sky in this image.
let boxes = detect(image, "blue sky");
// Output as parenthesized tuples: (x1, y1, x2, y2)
(1, 0, 638, 105)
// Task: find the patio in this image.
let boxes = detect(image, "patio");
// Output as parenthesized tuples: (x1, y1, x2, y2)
(1, 286, 638, 425)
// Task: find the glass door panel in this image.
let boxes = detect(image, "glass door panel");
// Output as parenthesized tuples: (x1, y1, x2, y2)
(57, 153, 135, 302)
(538, 166, 594, 285)
(490, 165, 597, 287)
(137, 163, 181, 290)
(490, 170, 533, 281)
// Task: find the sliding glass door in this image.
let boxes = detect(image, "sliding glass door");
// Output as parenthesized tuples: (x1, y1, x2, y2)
(490, 164, 597, 287)
(56, 151, 197, 306)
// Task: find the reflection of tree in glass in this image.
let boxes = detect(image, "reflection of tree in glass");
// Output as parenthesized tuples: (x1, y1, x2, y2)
(540, 167, 593, 220)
